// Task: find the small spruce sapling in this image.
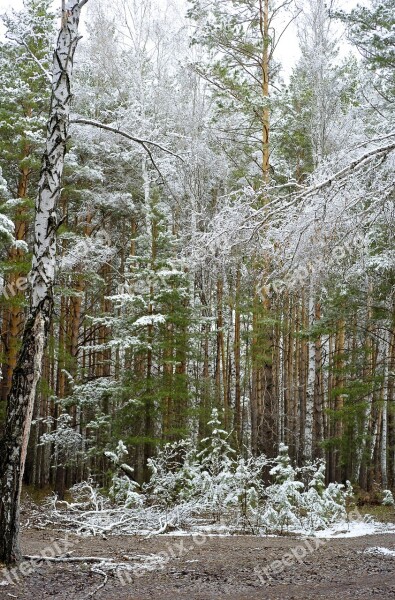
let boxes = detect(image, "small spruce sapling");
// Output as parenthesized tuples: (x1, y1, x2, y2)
(382, 489, 395, 507)
(197, 408, 236, 522)
(105, 441, 142, 507)
(265, 444, 304, 533)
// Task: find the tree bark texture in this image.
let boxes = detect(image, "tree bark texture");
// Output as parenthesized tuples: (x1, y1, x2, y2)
(0, 0, 88, 564)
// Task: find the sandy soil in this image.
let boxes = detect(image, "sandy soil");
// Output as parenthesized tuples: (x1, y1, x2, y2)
(1, 528, 395, 599)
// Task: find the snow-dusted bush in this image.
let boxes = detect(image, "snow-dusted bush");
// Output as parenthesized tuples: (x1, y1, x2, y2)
(50, 415, 354, 537)
(145, 439, 199, 507)
(109, 475, 143, 508)
(382, 489, 395, 506)
(260, 446, 349, 534)
(105, 440, 143, 507)
(142, 417, 351, 534)
(195, 409, 239, 521)
(302, 467, 350, 532)
(143, 418, 352, 534)
(234, 455, 268, 531)
(261, 444, 305, 533)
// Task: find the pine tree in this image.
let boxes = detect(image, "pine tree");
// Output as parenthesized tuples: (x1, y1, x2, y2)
(0, 0, 55, 404)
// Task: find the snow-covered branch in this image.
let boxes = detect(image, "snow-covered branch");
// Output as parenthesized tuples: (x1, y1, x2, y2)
(71, 118, 184, 161)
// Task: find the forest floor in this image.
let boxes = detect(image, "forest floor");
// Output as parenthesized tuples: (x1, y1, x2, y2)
(1, 523, 395, 600)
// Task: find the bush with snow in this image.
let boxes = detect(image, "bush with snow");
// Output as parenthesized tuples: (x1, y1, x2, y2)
(105, 440, 143, 507)
(382, 489, 395, 506)
(109, 475, 143, 508)
(52, 412, 354, 536)
(144, 439, 198, 507)
(143, 415, 351, 534)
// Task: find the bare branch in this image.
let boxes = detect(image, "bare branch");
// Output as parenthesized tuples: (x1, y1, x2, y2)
(70, 118, 184, 162)
(21, 41, 52, 83)
(293, 142, 395, 202)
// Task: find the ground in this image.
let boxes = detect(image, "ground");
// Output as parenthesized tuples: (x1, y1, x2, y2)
(1, 528, 395, 599)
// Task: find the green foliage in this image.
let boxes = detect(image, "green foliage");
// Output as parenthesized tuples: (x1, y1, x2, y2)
(96, 194, 196, 453)
(187, 0, 278, 185)
(0, 0, 55, 190)
(336, 0, 395, 98)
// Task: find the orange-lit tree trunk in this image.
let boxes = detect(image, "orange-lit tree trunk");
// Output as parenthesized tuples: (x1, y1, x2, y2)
(1, 165, 30, 402)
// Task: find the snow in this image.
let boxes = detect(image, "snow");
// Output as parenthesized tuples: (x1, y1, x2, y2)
(13, 239, 28, 253)
(133, 314, 166, 327)
(316, 520, 395, 539)
(145, 520, 395, 540)
(365, 547, 395, 557)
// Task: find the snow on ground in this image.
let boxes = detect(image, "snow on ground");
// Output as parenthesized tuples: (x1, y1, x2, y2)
(161, 519, 395, 539)
(365, 546, 395, 557)
(316, 519, 395, 539)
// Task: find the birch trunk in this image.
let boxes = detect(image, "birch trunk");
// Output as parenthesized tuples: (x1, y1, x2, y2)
(0, 0, 88, 564)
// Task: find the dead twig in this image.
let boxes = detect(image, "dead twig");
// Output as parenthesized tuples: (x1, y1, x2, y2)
(84, 565, 108, 599)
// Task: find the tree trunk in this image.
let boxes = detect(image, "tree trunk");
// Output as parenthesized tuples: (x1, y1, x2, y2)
(0, 0, 88, 565)
(234, 269, 241, 446)
(259, 0, 270, 179)
(304, 288, 315, 461)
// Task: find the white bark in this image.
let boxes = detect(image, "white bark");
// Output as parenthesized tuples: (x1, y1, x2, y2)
(0, 0, 88, 565)
(31, 0, 86, 309)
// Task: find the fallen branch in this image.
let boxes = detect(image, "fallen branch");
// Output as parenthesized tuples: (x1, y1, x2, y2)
(23, 555, 115, 563)
(84, 565, 108, 599)
(145, 519, 178, 538)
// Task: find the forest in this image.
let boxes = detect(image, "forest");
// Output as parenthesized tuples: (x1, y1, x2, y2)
(0, 0, 394, 597)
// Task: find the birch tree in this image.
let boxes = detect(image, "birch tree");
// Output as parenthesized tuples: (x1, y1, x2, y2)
(0, 0, 89, 565)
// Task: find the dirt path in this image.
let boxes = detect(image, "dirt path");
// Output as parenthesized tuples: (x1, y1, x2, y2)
(1, 529, 395, 599)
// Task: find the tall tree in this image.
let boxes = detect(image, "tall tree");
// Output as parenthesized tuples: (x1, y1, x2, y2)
(0, 0, 89, 565)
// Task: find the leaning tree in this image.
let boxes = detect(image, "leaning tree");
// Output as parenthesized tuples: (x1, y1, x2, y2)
(0, 0, 90, 565)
